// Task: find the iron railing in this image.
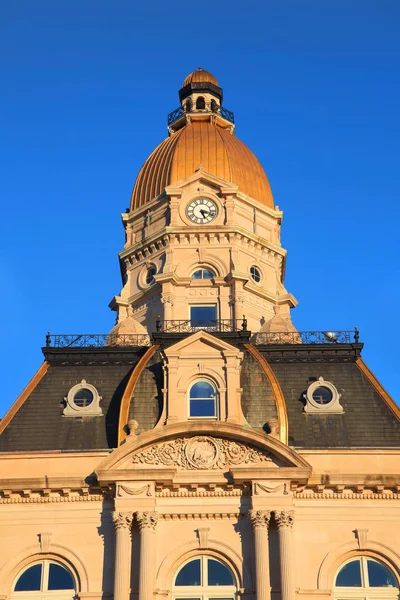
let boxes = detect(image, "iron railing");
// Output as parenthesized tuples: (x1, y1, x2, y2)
(45, 328, 359, 348)
(167, 103, 235, 126)
(254, 329, 359, 345)
(45, 333, 151, 348)
(155, 318, 248, 334)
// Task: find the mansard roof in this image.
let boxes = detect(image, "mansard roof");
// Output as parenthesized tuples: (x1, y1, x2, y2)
(0, 335, 398, 453)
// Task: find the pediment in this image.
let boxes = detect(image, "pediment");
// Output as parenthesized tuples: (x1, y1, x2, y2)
(163, 329, 241, 358)
(165, 168, 238, 196)
(96, 422, 312, 485)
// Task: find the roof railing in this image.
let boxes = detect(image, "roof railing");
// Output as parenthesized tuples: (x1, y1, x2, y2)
(45, 326, 360, 347)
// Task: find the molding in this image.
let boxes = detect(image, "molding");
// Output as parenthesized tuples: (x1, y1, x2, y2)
(356, 357, 400, 420)
(244, 344, 288, 444)
(0, 361, 49, 436)
(118, 344, 160, 445)
(96, 421, 311, 483)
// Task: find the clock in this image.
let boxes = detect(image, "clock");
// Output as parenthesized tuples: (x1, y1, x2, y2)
(186, 198, 218, 224)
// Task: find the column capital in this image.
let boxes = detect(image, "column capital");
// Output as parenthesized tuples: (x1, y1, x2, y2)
(136, 511, 159, 531)
(249, 509, 271, 530)
(112, 511, 134, 530)
(275, 510, 295, 530)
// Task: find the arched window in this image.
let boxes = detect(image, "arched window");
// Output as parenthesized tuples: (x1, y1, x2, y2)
(210, 98, 218, 112)
(12, 561, 75, 598)
(173, 555, 236, 599)
(189, 380, 217, 418)
(335, 557, 398, 600)
(185, 98, 192, 113)
(192, 268, 215, 280)
(196, 96, 205, 110)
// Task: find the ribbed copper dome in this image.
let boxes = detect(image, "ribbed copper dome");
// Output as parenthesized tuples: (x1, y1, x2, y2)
(182, 68, 218, 87)
(130, 120, 274, 210)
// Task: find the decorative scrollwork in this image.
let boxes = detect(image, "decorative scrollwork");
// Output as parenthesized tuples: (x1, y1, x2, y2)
(136, 511, 159, 531)
(132, 436, 272, 470)
(274, 510, 295, 529)
(249, 509, 271, 529)
(112, 511, 134, 530)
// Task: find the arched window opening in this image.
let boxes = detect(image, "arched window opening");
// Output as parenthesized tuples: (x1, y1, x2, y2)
(13, 561, 75, 596)
(210, 99, 218, 113)
(185, 98, 192, 113)
(173, 555, 236, 599)
(192, 268, 215, 280)
(196, 96, 205, 110)
(335, 557, 398, 599)
(189, 380, 217, 418)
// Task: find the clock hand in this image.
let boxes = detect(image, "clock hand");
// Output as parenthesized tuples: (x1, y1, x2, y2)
(200, 209, 209, 218)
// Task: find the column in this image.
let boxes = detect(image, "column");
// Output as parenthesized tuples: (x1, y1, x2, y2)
(275, 510, 295, 600)
(112, 511, 133, 600)
(249, 509, 271, 600)
(136, 511, 159, 600)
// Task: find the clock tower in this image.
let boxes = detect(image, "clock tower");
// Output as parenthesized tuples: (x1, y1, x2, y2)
(109, 68, 298, 336)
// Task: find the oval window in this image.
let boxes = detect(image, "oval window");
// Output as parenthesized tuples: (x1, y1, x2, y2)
(250, 266, 261, 282)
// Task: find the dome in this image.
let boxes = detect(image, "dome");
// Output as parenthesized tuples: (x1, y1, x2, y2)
(182, 68, 218, 87)
(131, 121, 274, 210)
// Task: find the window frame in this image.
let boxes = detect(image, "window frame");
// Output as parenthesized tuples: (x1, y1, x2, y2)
(12, 560, 76, 595)
(250, 265, 261, 283)
(173, 555, 236, 600)
(334, 556, 399, 600)
(189, 304, 218, 329)
(191, 268, 216, 280)
(188, 379, 218, 420)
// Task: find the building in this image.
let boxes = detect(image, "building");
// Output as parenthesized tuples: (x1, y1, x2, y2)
(0, 68, 399, 600)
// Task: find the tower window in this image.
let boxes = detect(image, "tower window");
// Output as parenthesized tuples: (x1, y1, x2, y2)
(189, 380, 217, 417)
(192, 268, 215, 280)
(196, 96, 205, 110)
(190, 305, 217, 328)
(250, 266, 261, 283)
(210, 98, 218, 112)
(185, 98, 192, 112)
(145, 266, 156, 285)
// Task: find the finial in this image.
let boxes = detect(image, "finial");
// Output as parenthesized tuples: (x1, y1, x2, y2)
(242, 315, 248, 331)
(354, 326, 359, 342)
(127, 419, 139, 438)
(45, 330, 51, 347)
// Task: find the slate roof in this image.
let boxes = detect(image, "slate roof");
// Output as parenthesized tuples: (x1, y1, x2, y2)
(0, 337, 398, 452)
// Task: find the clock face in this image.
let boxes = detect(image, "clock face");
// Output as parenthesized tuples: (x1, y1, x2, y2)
(186, 198, 218, 224)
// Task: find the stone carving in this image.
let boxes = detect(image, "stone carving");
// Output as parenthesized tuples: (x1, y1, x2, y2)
(117, 484, 152, 497)
(136, 511, 159, 531)
(249, 509, 271, 529)
(112, 511, 133, 530)
(274, 510, 295, 529)
(254, 482, 287, 495)
(132, 436, 273, 470)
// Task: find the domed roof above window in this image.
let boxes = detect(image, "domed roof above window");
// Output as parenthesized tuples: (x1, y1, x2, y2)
(182, 67, 218, 87)
(131, 121, 274, 210)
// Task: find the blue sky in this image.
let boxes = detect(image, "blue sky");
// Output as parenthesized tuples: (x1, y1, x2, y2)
(1, 0, 399, 413)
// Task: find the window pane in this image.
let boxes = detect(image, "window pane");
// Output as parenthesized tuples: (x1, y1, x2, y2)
(175, 559, 201, 586)
(336, 560, 362, 587)
(190, 399, 215, 417)
(190, 305, 217, 327)
(192, 270, 203, 279)
(74, 388, 93, 407)
(312, 386, 333, 405)
(367, 560, 397, 587)
(202, 269, 214, 279)
(190, 381, 215, 399)
(48, 563, 75, 590)
(208, 559, 235, 586)
(15, 564, 42, 591)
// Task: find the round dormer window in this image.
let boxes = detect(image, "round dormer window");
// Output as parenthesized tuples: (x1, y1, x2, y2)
(303, 377, 343, 414)
(63, 379, 103, 417)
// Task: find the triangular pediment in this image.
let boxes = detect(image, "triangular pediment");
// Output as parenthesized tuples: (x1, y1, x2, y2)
(163, 329, 240, 358)
(165, 168, 238, 197)
(96, 422, 312, 485)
